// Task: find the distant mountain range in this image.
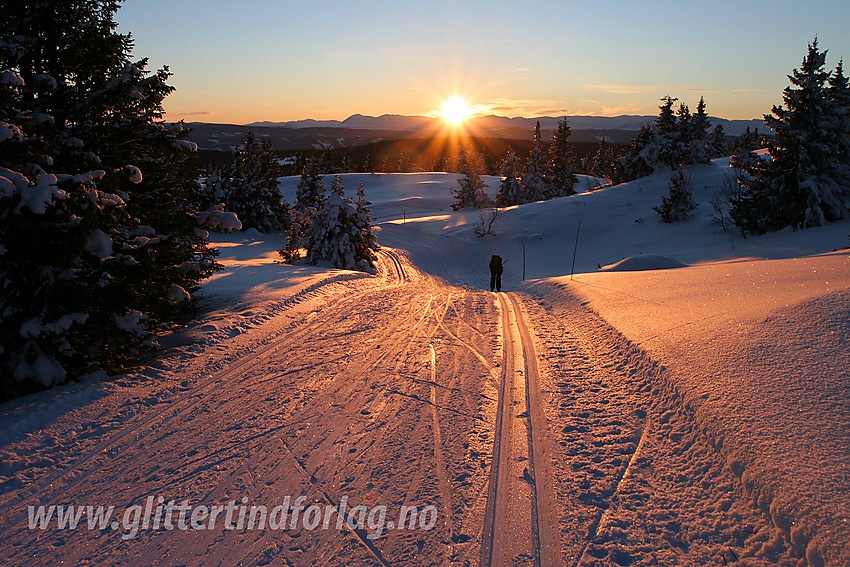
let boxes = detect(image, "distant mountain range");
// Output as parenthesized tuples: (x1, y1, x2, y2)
(248, 113, 763, 135)
(186, 113, 765, 153)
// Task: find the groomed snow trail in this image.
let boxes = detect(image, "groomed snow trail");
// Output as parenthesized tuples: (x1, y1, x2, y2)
(0, 245, 805, 566)
(0, 250, 504, 566)
(480, 293, 560, 567)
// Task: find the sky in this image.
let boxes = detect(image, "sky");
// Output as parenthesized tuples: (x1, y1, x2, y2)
(116, 0, 850, 124)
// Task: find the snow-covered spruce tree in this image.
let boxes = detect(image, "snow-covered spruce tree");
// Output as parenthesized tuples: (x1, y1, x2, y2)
(216, 130, 288, 232)
(687, 97, 712, 164)
(732, 38, 850, 233)
(612, 125, 655, 184)
(613, 96, 721, 183)
(654, 95, 681, 170)
(586, 138, 619, 181)
(280, 158, 326, 261)
(303, 176, 377, 272)
(353, 181, 379, 268)
(0, 0, 219, 399)
(521, 121, 548, 202)
(294, 157, 326, 211)
(496, 148, 523, 206)
(546, 118, 578, 198)
(730, 127, 762, 170)
(654, 166, 698, 222)
(708, 124, 727, 159)
(451, 146, 488, 210)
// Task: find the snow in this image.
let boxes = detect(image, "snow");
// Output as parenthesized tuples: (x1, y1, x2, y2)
(1, 162, 848, 566)
(599, 254, 687, 271)
(167, 284, 191, 303)
(0, 121, 22, 142)
(125, 165, 142, 184)
(17, 174, 69, 214)
(0, 71, 24, 86)
(85, 229, 113, 259)
(173, 139, 198, 151)
(195, 208, 242, 231)
(113, 311, 145, 334)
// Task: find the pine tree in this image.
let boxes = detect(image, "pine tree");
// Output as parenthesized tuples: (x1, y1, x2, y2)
(675, 101, 693, 164)
(654, 166, 698, 222)
(588, 138, 618, 181)
(732, 38, 850, 233)
(0, 0, 219, 398)
(522, 121, 548, 202)
(730, 127, 761, 170)
(708, 124, 727, 158)
(613, 126, 655, 184)
(353, 181, 379, 269)
(281, 158, 326, 261)
(614, 96, 721, 183)
(303, 176, 378, 272)
(451, 146, 488, 210)
(497, 148, 523, 206)
(546, 118, 578, 198)
(829, 59, 850, 165)
(688, 97, 712, 163)
(294, 158, 326, 211)
(216, 130, 288, 232)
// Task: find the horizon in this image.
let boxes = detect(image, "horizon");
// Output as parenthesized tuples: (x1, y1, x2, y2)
(115, 1, 850, 125)
(199, 110, 766, 128)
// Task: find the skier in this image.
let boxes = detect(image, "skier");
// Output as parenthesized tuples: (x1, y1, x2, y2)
(489, 254, 503, 292)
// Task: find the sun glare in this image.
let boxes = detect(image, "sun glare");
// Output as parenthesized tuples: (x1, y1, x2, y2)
(440, 96, 474, 126)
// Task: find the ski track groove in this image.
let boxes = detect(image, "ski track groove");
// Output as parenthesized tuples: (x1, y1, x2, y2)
(480, 292, 560, 567)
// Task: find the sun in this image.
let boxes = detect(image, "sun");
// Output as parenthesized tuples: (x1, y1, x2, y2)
(439, 95, 474, 126)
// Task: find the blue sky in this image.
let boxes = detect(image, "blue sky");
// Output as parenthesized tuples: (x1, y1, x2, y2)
(116, 0, 850, 123)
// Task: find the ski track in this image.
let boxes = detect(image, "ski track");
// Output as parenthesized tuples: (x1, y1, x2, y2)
(0, 247, 806, 566)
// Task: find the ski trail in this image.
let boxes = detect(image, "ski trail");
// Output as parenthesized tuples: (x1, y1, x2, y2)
(429, 343, 456, 546)
(481, 293, 560, 567)
(507, 293, 561, 567)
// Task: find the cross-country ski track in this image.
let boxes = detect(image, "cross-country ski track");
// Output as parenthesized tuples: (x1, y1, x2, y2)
(0, 247, 810, 566)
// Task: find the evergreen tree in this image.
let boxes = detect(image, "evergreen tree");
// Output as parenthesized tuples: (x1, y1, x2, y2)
(215, 130, 288, 232)
(675, 101, 693, 163)
(302, 176, 378, 272)
(281, 158, 326, 261)
(614, 95, 721, 183)
(730, 127, 761, 170)
(708, 124, 727, 158)
(585, 139, 617, 181)
(522, 121, 548, 202)
(654, 166, 698, 222)
(497, 148, 523, 206)
(451, 146, 488, 210)
(688, 97, 712, 163)
(732, 38, 850, 233)
(353, 181, 379, 269)
(294, 158, 326, 211)
(0, 0, 219, 398)
(546, 118, 578, 198)
(829, 59, 850, 165)
(613, 125, 654, 184)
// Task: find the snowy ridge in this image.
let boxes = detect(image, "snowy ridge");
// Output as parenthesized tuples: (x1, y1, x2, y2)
(521, 287, 818, 565)
(525, 255, 850, 566)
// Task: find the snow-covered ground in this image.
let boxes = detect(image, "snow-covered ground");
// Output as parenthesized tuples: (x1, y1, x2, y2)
(1, 164, 848, 566)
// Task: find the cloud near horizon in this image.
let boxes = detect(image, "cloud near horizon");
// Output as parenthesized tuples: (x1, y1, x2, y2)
(600, 104, 644, 116)
(170, 110, 212, 117)
(584, 84, 658, 95)
(479, 98, 573, 117)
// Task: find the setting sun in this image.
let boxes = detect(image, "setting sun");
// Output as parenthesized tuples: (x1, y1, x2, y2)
(439, 95, 474, 126)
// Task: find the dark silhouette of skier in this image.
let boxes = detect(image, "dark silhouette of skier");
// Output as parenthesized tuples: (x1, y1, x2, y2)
(489, 255, 503, 292)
